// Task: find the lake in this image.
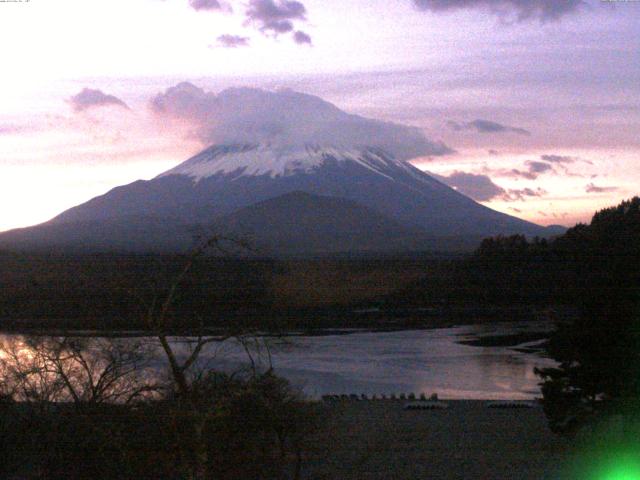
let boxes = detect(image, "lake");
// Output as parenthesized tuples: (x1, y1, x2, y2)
(0, 321, 556, 401)
(172, 320, 556, 400)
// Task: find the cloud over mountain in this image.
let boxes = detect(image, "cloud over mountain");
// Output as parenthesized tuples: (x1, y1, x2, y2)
(150, 82, 453, 160)
(412, 0, 585, 22)
(69, 88, 129, 112)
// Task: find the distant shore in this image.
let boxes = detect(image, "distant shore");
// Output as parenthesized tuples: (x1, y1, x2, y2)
(0, 313, 556, 350)
(0, 303, 568, 337)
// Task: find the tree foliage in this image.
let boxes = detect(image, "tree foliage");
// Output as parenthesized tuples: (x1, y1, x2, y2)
(459, 197, 640, 434)
(533, 197, 640, 434)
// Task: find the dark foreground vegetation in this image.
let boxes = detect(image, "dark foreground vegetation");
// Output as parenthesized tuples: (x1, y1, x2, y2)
(0, 254, 277, 331)
(0, 237, 325, 479)
(0, 314, 319, 479)
(0, 359, 318, 479)
(534, 197, 640, 435)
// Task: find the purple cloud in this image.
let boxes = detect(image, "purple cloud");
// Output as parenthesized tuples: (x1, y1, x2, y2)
(412, 0, 585, 22)
(435, 169, 550, 202)
(217, 34, 250, 48)
(525, 160, 553, 174)
(502, 160, 554, 180)
(189, 0, 222, 10)
(246, 0, 307, 36)
(434, 171, 506, 202)
(150, 82, 216, 121)
(507, 168, 538, 180)
(586, 183, 618, 193)
(69, 88, 129, 112)
(507, 187, 547, 201)
(293, 30, 312, 45)
(540, 154, 576, 164)
(448, 119, 530, 135)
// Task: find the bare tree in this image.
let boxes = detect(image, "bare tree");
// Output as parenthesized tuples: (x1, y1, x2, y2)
(0, 335, 166, 479)
(139, 235, 274, 479)
(137, 234, 317, 480)
(0, 336, 159, 408)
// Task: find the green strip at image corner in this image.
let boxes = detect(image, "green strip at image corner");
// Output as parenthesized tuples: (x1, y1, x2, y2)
(597, 453, 640, 480)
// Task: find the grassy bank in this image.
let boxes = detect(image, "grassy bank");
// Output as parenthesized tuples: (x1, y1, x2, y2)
(0, 251, 471, 331)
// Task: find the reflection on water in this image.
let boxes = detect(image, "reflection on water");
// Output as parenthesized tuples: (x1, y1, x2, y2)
(0, 321, 556, 401)
(249, 322, 555, 400)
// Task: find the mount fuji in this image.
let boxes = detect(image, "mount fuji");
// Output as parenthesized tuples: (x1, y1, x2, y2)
(0, 87, 557, 255)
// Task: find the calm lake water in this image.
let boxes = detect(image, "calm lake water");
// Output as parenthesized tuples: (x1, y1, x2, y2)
(0, 321, 556, 400)
(175, 320, 556, 400)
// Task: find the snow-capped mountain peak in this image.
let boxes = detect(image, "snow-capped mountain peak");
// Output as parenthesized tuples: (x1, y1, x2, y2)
(158, 143, 412, 181)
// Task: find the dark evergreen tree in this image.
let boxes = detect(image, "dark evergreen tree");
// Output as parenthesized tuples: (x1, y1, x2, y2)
(536, 197, 640, 434)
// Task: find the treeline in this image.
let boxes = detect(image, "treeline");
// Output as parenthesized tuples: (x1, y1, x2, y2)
(534, 197, 640, 434)
(471, 197, 639, 309)
(394, 197, 639, 312)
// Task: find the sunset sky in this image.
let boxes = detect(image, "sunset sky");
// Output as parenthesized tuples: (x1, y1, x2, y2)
(0, 0, 638, 232)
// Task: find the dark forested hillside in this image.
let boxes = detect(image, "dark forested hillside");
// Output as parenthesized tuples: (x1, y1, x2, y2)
(392, 197, 639, 311)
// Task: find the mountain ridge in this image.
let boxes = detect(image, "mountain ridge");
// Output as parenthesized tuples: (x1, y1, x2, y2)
(213, 190, 431, 255)
(0, 142, 558, 255)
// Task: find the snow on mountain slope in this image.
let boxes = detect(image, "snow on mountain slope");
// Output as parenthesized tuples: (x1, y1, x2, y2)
(159, 143, 420, 181)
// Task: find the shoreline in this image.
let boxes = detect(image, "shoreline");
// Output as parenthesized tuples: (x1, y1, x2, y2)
(0, 303, 574, 334)
(0, 322, 555, 352)
(0, 313, 558, 339)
